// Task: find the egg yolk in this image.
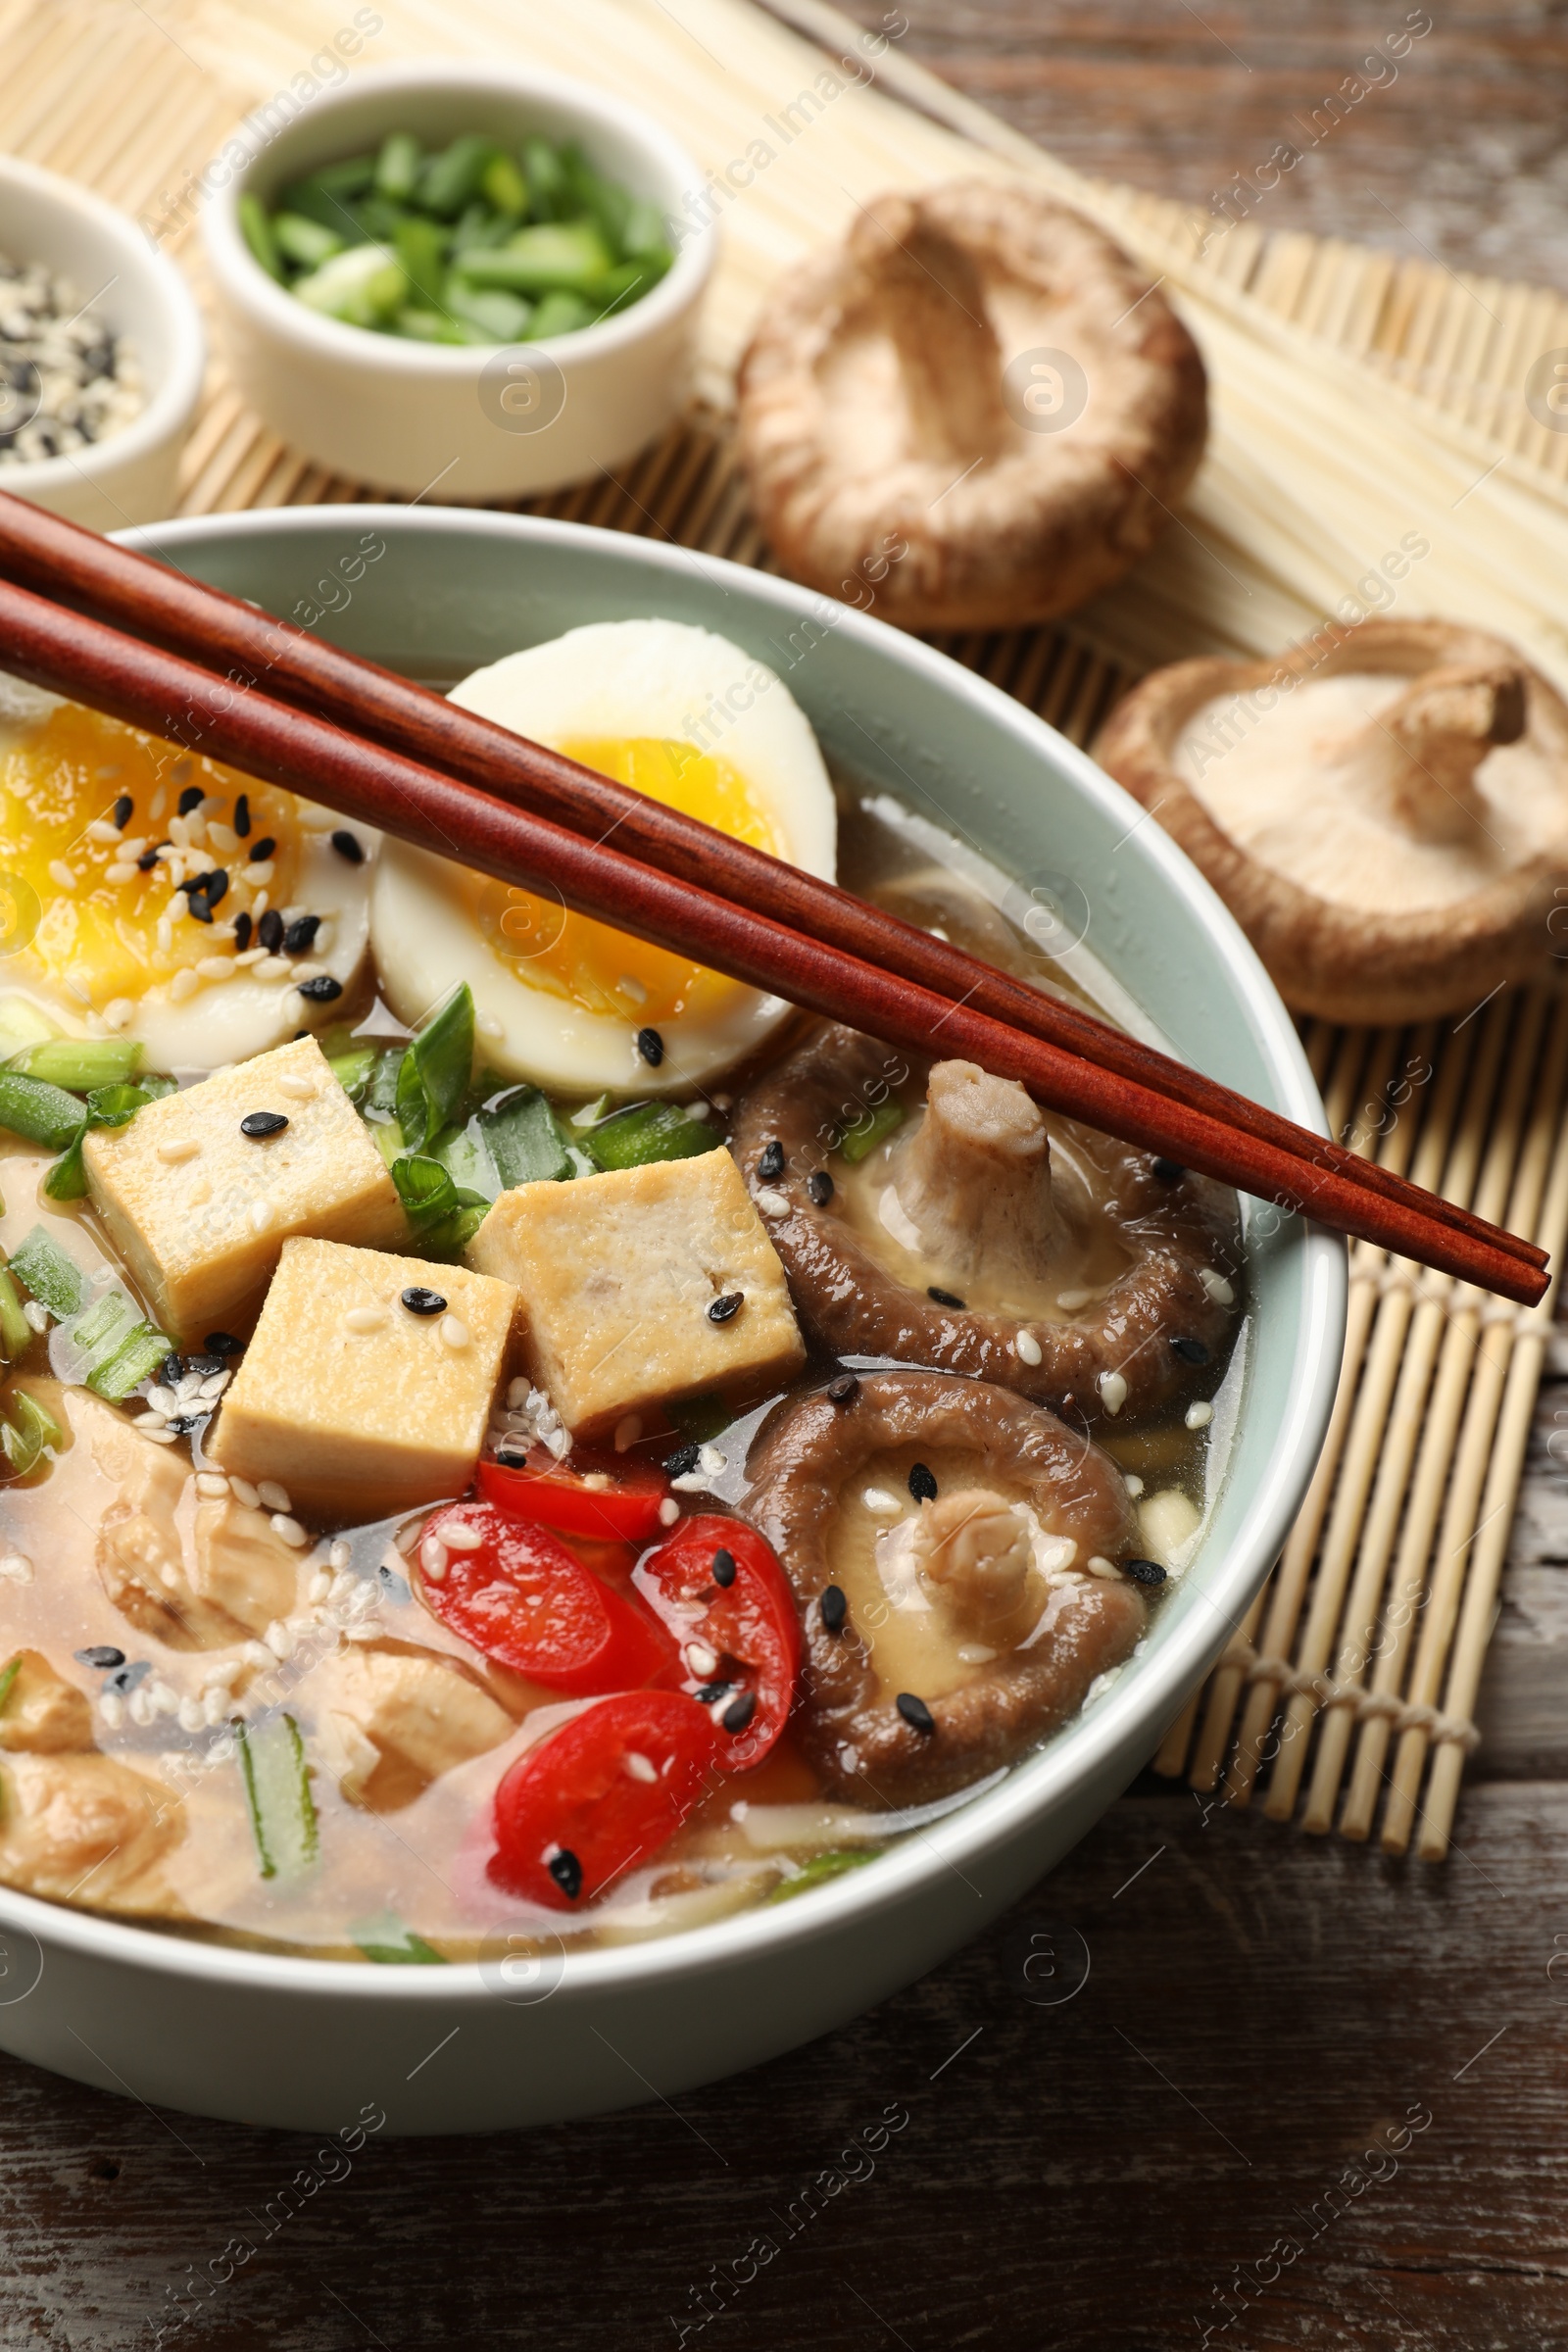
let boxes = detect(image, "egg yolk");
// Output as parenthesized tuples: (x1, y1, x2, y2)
(471, 737, 787, 1024)
(0, 704, 300, 1015)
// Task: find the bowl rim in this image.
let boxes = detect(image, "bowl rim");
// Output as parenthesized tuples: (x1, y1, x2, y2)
(201, 59, 717, 375)
(0, 154, 205, 491)
(0, 504, 1346, 2001)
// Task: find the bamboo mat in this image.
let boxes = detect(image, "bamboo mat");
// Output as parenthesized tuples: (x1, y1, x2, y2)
(8, 0, 1568, 1856)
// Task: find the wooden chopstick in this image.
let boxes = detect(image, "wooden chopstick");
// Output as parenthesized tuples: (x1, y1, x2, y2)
(0, 493, 1544, 1282)
(0, 571, 1544, 1307)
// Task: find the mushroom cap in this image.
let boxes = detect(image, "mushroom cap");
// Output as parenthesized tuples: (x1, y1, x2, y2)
(1093, 617, 1568, 1023)
(736, 180, 1208, 633)
(730, 1024, 1239, 1427)
(742, 1370, 1146, 1805)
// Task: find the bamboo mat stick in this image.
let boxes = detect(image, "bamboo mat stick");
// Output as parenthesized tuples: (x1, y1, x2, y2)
(1152, 1687, 1203, 1780)
(1257, 1022, 1463, 1821)
(1193, 1030, 1382, 1798)
(1379, 994, 1557, 1850)
(1421, 1068, 1568, 1854)
(1296, 1024, 1502, 1832)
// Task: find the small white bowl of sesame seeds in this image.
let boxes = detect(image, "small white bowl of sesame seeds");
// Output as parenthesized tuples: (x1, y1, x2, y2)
(0, 156, 204, 528)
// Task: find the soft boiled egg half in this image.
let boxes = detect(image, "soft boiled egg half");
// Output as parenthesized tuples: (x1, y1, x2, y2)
(0, 678, 376, 1072)
(369, 619, 838, 1099)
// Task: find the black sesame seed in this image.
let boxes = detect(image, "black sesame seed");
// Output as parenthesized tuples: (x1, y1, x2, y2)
(105, 1659, 150, 1696)
(330, 829, 365, 864)
(75, 1644, 125, 1671)
(721, 1690, 757, 1735)
(297, 975, 343, 1002)
(928, 1286, 966, 1309)
(187, 893, 214, 923)
(239, 1110, 288, 1140)
(204, 1331, 240, 1357)
(710, 1547, 736, 1588)
(232, 909, 252, 952)
(167, 1415, 202, 1436)
(806, 1170, 834, 1205)
(1124, 1557, 1168, 1589)
(111, 795, 132, 831)
(177, 785, 204, 816)
(896, 1691, 936, 1736)
(1171, 1336, 1209, 1364)
(183, 1353, 225, 1377)
(548, 1848, 584, 1901)
(204, 869, 228, 910)
(159, 1351, 182, 1389)
(693, 1680, 732, 1704)
(1152, 1157, 1186, 1182)
(707, 1292, 744, 1324)
(664, 1443, 700, 1478)
(636, 1025, 664, 1066)
(233, 794, 251, 839)
(378, 1564, 411, 1602)
(495, 1447, 528, 1469)
(758, 1139, 785, 1181)
(908, 1462, 938, 1504)
(282, 913, 319, 955)
(401, 1286, 447, 1316)
(136, 842, 167, 871)
(825, 1371, 859, 1405)
(249, 836, 276, 863)
(257, 908, 284, 952)
(820, 1583, 848, 1634)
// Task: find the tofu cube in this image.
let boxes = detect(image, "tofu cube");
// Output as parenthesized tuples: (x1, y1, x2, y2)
(466, 1148, 804, 1436)
(207, 1237, 516, 1522)
(83, 1036, 405, 1344)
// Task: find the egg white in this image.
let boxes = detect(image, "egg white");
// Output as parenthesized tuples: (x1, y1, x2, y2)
(369, 619, 838, 1099)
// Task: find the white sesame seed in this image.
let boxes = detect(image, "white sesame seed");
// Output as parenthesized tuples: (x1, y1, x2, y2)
(1057, 1287, 1095, 1311)
(101, 997, 135, 1030)
(174, 1373, 203, 1402)
(861, 1487, 902, 1517)
(441, 1523, 484, 1552)
(622, 1751, 658, 1783)
(658, 1496, 679, 1526)
(438, 1313, 469, 1350)
(98, 1690, 124, 1729)
(234, 946, 267, 966)
(698, 1445, 727, 1477)
(86, 816, 121, 844)
(684, 1101, 710, 1121)
(712, 1095, 732, 1111)
(252, 954, 290, 979)
(476, 1010, 504, 1038)
(104, 861, 136, 885)
(616, 974, 648, 1004)
(328, 1539, 352, 1571)
(207, 822, 238, 854)
(194, 1471, 229, 1497)
(1015, 1329, 1044, 1366)
(270, 1513, 309, 1548)
(1124, 1473, 1145, 1496)
(507, 1376, 533, 1408)
(156, 1136, 201, 1164)
(141, 1424, 179, 1444)
(150, 1679, 180, 1716)
(65, 974, 92, 1004)
(669, 1471, 709, 1493)
(276, 1072, 317, 1100)
(0, 1553, 32, 1583)
(1200, 1268, 1236, 1306)
(196, 955, 234, 981)
(420, 1537, 449, 1583)
(289, 961, 326, 984)
(343, 1305, 387, 1335)
(155, 915, 172, 954)
(1086, 1555, 1119, 1578)
(203, 1687, 229, 1726)
(244, 860, 275, 886)
(686, 1641, 719, 1678)
(169, 967, 200, 1003)
(198, 1371, 229, 1400)
(308, 1568, 331, 1603)
(168, 813, 191, 847)
(242, 1640, 272, 1668)
(755, 1187, 789, 1217)
(1186, 1400, 1214, 1430)
(47, 859, 77, 891)
(265, 1619, 294, 1658)
(229, 1476, 260, 1507)
(257, 1479, 291, 1512)
(1099, 1370, 1128, 1416)
(613, 1414, 642, 1453)
(22, 1300, 48, 1334)
(248, 1200, 270, 1234)
(178, 1695, 206, 1734)
(128, 1684, 155, 1726)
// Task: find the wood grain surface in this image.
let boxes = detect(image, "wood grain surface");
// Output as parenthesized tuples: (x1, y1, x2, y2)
(11, 8, 1568, 2350)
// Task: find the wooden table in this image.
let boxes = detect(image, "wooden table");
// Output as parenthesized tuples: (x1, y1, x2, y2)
(14, 10, 1568, 2346)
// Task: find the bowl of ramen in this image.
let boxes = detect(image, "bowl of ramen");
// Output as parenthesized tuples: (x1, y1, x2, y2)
(0, 507, 1345, 2131)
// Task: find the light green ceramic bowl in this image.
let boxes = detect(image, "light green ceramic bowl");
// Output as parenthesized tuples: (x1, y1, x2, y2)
(0, 510, 1346, 2132)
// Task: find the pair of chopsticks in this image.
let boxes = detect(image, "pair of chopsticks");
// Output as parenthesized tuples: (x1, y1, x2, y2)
(0, 492, 1545, 1307)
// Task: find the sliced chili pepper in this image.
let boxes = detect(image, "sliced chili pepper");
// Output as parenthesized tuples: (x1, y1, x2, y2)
(478, 1446, 672, 1543)
(419, 1499, 675, 1695)
(633, 1513, 801, 1772)
(489, 1689, 718, 1908)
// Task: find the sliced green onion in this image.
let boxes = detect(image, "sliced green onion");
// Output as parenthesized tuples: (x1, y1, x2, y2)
(479, 1087, 573, 1189)
(41, 1127, 86, 1201)
(0, 1655, 20, 1714)
(237, 1714, 318, 1882)
(455, 220, 613, 295)
(293, 243, 405, 328)
(272, 211, 345, 271)
(390, 1154, 490, 1256)
(443, 280, 532, 341)
(524, 290, 596, 340)
(481, 150, 527, 220)
(374, 129, 422, 204)
(561, 140, 632, 254)
(766, 1848, 879, 1902)
(9, 1227, 84, 1320)
(326, 1044, 377, 1103)
(10, 1037, 143, 1091)
(586, 1102, 718, 1172)
(621, 196, 672, 261)
(0, 1071, 94, 1151)
(393, 214, 449, 307)
(419, 133, 500, 220)
(838, 1098, 906, 1165)
(238, 191, 285, 281)
(88, 1321, 175, 1403)
(432, 1119, 500, 1202)
(396, 984, 474, 1154)
(0, 1262, 28, 1361)
(1, 1388, 62, 1478)
(522, 134, 569, 220)
(309, 152, 378, 199)
(351, 1916, 447, 1965)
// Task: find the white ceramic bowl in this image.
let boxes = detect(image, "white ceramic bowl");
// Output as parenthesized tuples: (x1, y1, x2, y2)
(0, 157, 204, 528)
(0, 509, 1346, 2132)
(203, 63, 717, 499)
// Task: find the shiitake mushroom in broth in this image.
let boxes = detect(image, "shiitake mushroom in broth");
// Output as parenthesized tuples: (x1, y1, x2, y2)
(0, 620, 1243, 1959)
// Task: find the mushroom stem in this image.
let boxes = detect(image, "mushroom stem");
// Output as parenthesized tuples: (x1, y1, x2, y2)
(1346, 661, 1526, 844)
(849, 194, 1011, 465)
(909, 1488, 1035, 1624)
(888, 1059, 1060, 1284)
